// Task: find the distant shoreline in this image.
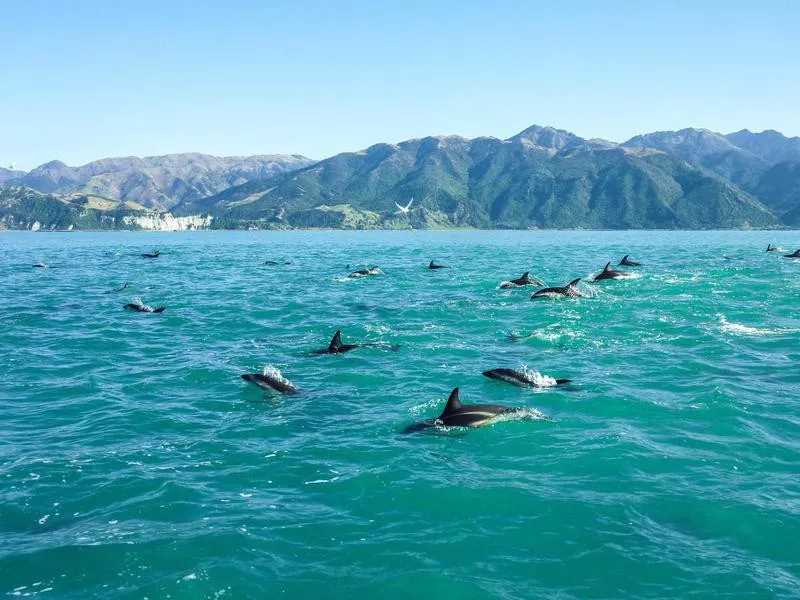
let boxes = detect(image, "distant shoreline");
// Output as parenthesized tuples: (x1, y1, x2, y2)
(2, 227, 796, 233)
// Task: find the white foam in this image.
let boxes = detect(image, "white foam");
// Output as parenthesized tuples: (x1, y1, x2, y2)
(532, 324, 578, 343)
(304, 476, 340, 485)
(262, 365, 290, 384)
(519, 365, 559, 387)
(493, 408, 550, 422)
(130, 296, 155, 311)
(718, 315, 795, 337)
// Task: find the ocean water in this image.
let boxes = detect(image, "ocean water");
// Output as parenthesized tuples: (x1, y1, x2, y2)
(1, 230, 799, 599)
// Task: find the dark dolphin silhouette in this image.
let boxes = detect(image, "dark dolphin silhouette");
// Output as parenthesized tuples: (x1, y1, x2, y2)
(402, 387, 523, 433)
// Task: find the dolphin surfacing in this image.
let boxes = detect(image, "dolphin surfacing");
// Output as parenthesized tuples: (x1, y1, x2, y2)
(619, 255, 641, 266)
(531, 278, 584, 299)
(785, 249, 800, 258)
(105, 282, 129, 294)
(313, 330, 360, 354)
(428, 261, 447, 270)
(241, 373, 298, 394)
(482, 368, 571, 387)
(348, 266, 382, 278)
(593, 262, 629, 281)
(312, 330, 399, 354)
(123, 300, 165, 313)
(499, 271, 543, 289)
(141, 251, 160, 258)
(402, 388, 522, 433)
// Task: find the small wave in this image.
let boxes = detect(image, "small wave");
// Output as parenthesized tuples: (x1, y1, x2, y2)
(494, 408, 551, 422)
(533, 324, 578, 344)
(304, 476, 340, 485)
(409, 397, 443, 416)
(718, 315, 795, 337)
(508, 324, 579, 344)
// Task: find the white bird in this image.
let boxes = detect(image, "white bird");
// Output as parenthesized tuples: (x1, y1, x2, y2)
(8, 161, 15, 170)
(394, 197, 414, 214)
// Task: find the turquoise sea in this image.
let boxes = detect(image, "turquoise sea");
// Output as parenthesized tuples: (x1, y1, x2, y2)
(1, 230, 799, 599)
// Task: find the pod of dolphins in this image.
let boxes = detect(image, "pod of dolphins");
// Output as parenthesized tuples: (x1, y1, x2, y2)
(32, 242, 798, 434)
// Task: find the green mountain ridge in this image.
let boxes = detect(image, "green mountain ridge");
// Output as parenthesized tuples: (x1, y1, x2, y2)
(177, 126, 778, 229)
(4, 125, 800, 230)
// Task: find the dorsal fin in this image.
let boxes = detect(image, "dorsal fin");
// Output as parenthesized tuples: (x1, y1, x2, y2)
(328, 330, 343, 350)
(622, 255, 629, 261)
(519, 271, 531, 282)
(603, 262, 611, 271)
(440, 388, 462, 415)
(429, 260, 434, 268)
(767, 244, 772, 251)
(567, 278, 581, 287)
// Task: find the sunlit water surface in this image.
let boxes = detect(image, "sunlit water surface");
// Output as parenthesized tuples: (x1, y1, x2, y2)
(1, 230, 799, 598)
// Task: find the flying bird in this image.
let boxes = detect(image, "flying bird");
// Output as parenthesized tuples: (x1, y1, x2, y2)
(394, 197, 414, 214)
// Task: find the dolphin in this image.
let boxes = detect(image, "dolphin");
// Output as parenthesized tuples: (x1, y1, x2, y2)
(402, 387, 521, 433)
(499, 271, 543, 289)
(619, 255, 641, 266)
(786, 249, 800, 258)
(766, 244, 777, 252)
(313, 330, 361, 354)
(142, 251, 160, 258)
(105, 282, 129, 294)
(593, 262, 629, 281)
(428, 261, 447, 270)
(348, 266, 382, 278)
(123, 300, 165, 313)
(240, 373, 298, 394)
(531, 278, 584, 299)
(482, 368, 571, 387)
(32, 263, 48, 268)
(264, 260, 279, 265)
(312, 329, 399, 354)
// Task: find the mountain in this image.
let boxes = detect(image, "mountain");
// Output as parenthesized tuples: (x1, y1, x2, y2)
(753, 161, 800, 226)
(179, 127, 777, 230)
(623, 128, 770, 192)
(0, 167, 25, 185)
(7, 125, 799, 230)
(15, 153, 315, 210)
(0, 186, 144, 230)
(725, 129, 800, 164)
(623, 127, 800, 224)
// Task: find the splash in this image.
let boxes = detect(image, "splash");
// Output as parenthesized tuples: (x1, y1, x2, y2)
(262, 365, 291, 384)
(519, 365, 559, 387)
(130, 296, 154, 311)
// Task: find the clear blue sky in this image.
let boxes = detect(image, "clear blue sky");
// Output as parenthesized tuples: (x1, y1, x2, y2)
(2, 0, 798, 170)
